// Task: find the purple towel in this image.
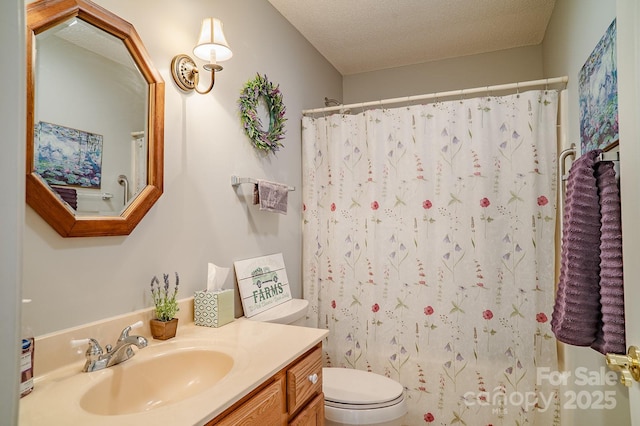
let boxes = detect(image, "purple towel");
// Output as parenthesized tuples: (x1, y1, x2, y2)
(551, 150, 626, 354)
(591, 161, 625, 354)
(257, 179, 289, 214)
(551, 150, 603, 346)
(52, 186, 77, 210)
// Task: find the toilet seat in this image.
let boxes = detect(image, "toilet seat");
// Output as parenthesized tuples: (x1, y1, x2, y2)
(323, 367, 405, 408)
(323, 367, 407, 425)
(325, 394, 405, 410)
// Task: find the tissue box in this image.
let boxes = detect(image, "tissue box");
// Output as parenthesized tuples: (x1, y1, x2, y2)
(194, 289, 234, 328)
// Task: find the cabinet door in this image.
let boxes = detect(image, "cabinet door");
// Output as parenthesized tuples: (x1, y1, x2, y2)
(217, 378, 287, 426)
(289, 393, 325, 426)
(287, 347, 322, 415)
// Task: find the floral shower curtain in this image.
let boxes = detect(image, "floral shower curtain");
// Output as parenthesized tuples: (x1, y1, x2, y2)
(302, 90, 560, 425)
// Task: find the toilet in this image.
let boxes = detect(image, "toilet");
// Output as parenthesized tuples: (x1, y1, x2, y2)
(246, 298, 407, 426)
(246, 298, 310, 326)
(323, 367, 407, 426)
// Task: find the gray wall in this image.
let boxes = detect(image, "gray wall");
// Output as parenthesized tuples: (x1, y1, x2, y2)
(1, 0, 24, 423)
(22, 0, 342, 336)
(343, 45, 544, 104)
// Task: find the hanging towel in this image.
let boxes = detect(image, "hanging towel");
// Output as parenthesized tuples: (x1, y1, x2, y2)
(52, 186, 78, 210)
(591, 160, 625, 355)
(551, 150, 604, 346)
(253, 184, 260, 205)
(256, 179, 288, 214)
(551, 149, 626, 355)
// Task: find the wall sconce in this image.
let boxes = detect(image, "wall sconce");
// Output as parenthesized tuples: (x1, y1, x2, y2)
(171, 18, 232, 94)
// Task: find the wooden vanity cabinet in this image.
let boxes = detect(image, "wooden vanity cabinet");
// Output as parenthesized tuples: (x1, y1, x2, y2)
(214, 377, 287, 425)
(289, 393, 325, 426)
(208, 343, 324, 426)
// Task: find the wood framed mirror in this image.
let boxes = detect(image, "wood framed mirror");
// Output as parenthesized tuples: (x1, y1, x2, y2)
(26, 0, 164, 237)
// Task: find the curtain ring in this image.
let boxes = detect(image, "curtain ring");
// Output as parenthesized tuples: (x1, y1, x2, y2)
(516, 82, 520, 98)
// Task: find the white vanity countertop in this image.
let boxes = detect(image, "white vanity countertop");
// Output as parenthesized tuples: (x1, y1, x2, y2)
(19, 318, 328, 426)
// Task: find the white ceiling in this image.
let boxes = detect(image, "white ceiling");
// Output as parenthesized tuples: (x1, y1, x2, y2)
(267, 0, 556, 75)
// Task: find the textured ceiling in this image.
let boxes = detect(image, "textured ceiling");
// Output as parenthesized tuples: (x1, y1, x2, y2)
(268, 0, 556, 75)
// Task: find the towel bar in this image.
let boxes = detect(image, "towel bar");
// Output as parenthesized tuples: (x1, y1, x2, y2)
(596, 151, 620, 163)
(78, 192, 114, 200)
(559, 144, 577, 182)
(230, 175, 295, 191)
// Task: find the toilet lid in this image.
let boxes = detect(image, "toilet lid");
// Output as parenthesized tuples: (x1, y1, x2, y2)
(247, 299, 308, 324)
(323, 367, 404, 407)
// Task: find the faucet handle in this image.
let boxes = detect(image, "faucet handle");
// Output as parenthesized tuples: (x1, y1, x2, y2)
(118, 320, 144, 341)
(71, 338, 103, 358)
(72, 338, 108, 372)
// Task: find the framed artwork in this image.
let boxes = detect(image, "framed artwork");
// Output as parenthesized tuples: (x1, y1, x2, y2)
(578, 19, 618, 154)
(34, 121, 103, 188)
(234, 253, 292, 317)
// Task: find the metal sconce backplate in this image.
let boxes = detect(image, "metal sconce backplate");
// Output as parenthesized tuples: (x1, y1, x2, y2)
(171, 54, 197, 91)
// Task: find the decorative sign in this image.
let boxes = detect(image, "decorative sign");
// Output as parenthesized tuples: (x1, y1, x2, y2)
(234, 253, 292, 317)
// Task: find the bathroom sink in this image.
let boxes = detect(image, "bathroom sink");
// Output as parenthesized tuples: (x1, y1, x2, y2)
(79, 348, 234, 416)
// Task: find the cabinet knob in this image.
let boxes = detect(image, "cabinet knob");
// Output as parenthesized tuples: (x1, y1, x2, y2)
(308, 373, 319, 384)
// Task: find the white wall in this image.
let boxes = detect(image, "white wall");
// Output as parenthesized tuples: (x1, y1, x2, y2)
(22, 0, 341, 336)
(343, 45, 544, 104)
(1, 0, 24, 423)
(542, 1, 629, 425)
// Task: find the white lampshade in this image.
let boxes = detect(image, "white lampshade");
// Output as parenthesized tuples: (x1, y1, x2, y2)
(192, 18, 232, 63)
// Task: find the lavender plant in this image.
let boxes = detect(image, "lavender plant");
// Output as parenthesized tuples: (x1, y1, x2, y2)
(150, 272, 179, 321)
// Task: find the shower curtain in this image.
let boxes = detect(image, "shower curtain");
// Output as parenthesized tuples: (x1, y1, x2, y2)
(302, 90, 559, 425)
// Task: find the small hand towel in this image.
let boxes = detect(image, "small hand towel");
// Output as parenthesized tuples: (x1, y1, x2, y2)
(591, 160, 625, 355)
(551, 150, 603, 346)
(52, 186, 78, 210)
(257, 179, 288, 214)
(253, 184, 260, 205)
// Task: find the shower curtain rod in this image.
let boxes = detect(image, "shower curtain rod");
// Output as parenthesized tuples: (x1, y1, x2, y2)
(302, 76, 568, 115)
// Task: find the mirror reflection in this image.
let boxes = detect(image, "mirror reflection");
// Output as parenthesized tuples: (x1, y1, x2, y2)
(26, 0, 164, 238)
(34, 18, 148, 216)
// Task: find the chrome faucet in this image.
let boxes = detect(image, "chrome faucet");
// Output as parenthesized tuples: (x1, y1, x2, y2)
(72, 321, 148, 372)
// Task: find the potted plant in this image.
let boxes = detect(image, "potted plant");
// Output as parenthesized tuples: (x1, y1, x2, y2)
(149, 272, 180, 340)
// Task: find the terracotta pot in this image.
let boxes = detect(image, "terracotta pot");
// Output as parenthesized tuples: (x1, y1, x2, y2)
(150, 318, 178, 340)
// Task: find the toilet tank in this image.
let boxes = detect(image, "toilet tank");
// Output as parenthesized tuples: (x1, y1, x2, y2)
(246, 299, 309, 326)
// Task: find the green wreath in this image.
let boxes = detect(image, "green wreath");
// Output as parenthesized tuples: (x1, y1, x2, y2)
(239, 73, 287, 154)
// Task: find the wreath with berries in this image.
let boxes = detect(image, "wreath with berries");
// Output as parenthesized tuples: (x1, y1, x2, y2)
(238, 73, 286, 154)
